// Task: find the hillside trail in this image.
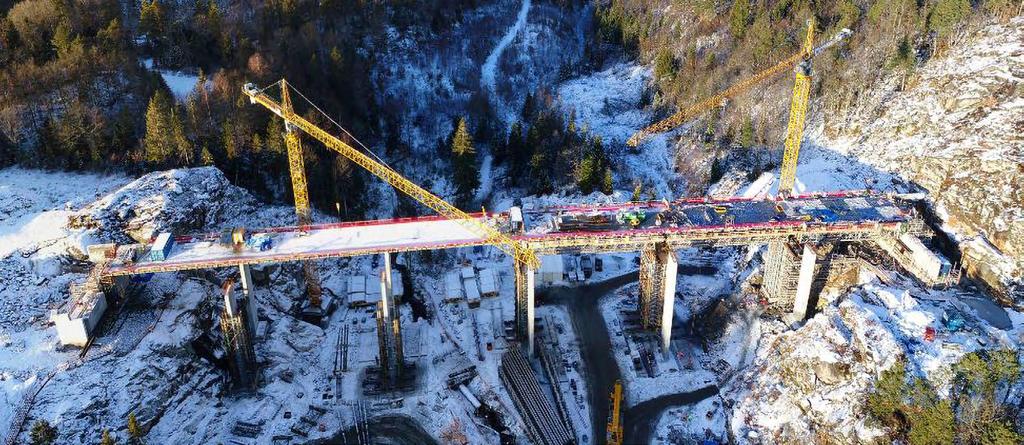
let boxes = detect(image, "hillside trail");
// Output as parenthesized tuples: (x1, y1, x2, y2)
(476, 0, 531, 206)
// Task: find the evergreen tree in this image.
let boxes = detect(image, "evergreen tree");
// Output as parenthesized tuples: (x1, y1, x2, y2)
(729, 0, 751, 39)
(100, 429, 116, 445)
(171, 110, 192, 165)
(601, 168, 613, 195)
(139, 0, 166, 42)
(143, 90, 175, 165)
(200, 143, 214, 165)
(740, 116, 755, 148)
(928, 0, 972, 37)
(30, 420, 57, 445)
(127, 412, 143, 445)
(97, 18, 125, 53)
(450, 118, 479, 206)
(653, 49, 676, 79)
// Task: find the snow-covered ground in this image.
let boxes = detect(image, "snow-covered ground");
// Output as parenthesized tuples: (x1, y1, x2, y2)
(141, 59, 203, 100)
(556, 63, 685, 198)
(0, 168, 129, 434)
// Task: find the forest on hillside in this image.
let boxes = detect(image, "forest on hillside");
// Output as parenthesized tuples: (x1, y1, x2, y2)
(595, 0, 1019, 151)
(0, 0, 1016, 214)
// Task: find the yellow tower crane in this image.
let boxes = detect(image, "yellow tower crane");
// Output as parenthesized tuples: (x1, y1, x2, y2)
(607, 380, 624, 445)
(278, 85, 323, 309)
(626, 21, 852, 196)
(243, 80, 540, 271)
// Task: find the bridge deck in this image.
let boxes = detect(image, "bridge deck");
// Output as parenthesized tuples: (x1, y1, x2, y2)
(103, 192, 913, 277)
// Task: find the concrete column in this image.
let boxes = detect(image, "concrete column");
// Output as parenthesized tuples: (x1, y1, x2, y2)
(239, 264, 258, 334)
(658, 249, 678, 354)
(640, 244, 678, 354)
(383, 252, 393, 301)
(792, 244, 818, 320)
(514, 261, 536, 356)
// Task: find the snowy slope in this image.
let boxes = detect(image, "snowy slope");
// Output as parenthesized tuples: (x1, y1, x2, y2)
(807, 17, 1024, 296)
(0, 168, 129, 434)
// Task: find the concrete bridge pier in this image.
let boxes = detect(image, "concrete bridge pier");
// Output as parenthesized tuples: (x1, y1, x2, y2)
(222, 264, 260, 390)
(763, 240, 831, 319)
(639, 243, 678, 355)
(376, 253, 404, 387)
(513, 261, 536, 356)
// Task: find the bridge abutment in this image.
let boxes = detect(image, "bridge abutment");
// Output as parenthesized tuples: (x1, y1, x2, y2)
(639, 243, 678, 354)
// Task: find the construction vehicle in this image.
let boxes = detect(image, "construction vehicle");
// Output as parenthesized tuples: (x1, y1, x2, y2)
(243, 81, 539, 274)
(555, 213, 617, 232)
(219, 227, 249, 253)
(607, 380, 624, 445)
(246, 233, 274, 251)
(617, 209, 646, 227)
(627, 21, 852, 197)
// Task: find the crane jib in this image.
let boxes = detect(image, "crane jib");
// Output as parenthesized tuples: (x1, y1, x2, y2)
(242, 82, 541, 269)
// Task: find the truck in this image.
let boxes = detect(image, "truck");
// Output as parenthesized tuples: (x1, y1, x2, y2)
(246, 233, 274, 251)
(219, 227, 253, 253)
(580, 255, 594, 279)
(555, 213, 616, 232)
(616, 210, 646, 227)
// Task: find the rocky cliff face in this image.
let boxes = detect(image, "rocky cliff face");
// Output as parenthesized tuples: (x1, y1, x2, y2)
(810, 17, 1024, 299)
(68, 167, 293, 244)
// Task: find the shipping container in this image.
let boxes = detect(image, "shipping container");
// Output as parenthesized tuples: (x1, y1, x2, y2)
(478, 269, 498, 297)
(444, 272, 464, 302)
(464, 279, 481, 307)
(150, 233, 174, 261)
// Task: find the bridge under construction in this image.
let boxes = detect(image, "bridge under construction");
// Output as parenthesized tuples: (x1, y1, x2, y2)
(85, 189, 923, 356)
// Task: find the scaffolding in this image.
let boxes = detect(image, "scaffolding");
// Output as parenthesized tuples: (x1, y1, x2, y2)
(375, 265, 404, 388)
(513, 261, 535, 355)
(221, 306, 258, 391)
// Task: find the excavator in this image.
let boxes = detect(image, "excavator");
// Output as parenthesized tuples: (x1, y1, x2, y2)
(627, 20, 852, 197)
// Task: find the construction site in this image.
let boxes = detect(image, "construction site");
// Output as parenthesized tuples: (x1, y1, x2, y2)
(5, 15, 1019, 445)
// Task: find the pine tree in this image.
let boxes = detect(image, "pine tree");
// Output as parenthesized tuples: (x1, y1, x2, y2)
(127, 412, 143, 445)
(97, 18, 125, 52)
(740, 116, 755, 148)
(171, 110, 192, 165)
(928, 0, 972, 37)
(100, 429, 116, 445)
(139, 0, 166, 42)
(200, 143, 214, 165)
(729, 0, 751, 39)
(450, 118, 479, 206)
(30, 420, 57, 445)
(601, 168, 613, 195)
(143, 90, 174, 165)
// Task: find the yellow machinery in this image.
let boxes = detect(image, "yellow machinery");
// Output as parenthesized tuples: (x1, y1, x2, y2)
(626, 21, 852, 196)
(607, 380, 623, 445)
(243, 80, 540, 271)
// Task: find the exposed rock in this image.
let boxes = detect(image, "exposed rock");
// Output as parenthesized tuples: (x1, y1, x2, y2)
(813, 18, 1024, 299)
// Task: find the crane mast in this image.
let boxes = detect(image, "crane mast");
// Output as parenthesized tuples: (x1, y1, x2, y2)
(778, 21, 816, 196)
(627, 21, 851, 197)
(243, 80, 540, 270)
(278, 85, 323, 308)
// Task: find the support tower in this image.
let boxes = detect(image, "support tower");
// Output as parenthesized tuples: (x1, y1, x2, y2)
(638, 243, 678, 354)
